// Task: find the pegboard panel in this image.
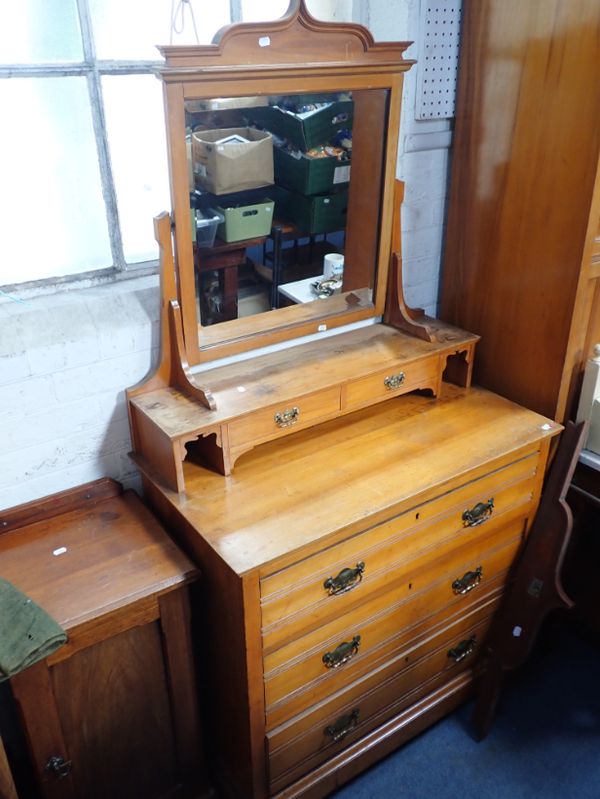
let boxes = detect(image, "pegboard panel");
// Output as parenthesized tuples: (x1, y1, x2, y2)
(415, 1, 462, 120)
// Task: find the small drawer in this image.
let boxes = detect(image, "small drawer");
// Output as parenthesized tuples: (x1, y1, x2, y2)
(263, 520, 524, 716)
(260, 452, 541, 643)
(342, 355, 440, 412)
(227, 386, 340, 449)
(267, 604, 494, 791)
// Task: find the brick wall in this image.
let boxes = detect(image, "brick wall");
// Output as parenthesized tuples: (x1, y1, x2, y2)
(368, 0, 454, 316)
(0, 278, 159, 509)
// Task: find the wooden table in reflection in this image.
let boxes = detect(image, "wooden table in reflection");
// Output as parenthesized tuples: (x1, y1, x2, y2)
(195, 233, 267, 322)
(194, 221, 343, 322)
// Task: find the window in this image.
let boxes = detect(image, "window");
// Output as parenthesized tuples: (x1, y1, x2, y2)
(0, 0, 352, 290)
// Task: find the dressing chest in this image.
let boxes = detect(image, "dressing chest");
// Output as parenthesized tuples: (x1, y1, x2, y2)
(127, 4, 561, 796)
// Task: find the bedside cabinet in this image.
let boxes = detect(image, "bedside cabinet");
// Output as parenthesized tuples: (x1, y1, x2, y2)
(0, 479, 208, 799)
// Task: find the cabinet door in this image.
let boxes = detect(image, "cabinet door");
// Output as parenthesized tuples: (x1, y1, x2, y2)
(12, 622, 179, 799)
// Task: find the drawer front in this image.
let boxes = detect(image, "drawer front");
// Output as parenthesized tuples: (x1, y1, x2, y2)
(263, 520, 524, 715)
(227, 386, 340, 449)
(267, 605, 494, 791)
(342, 355, 440, 412)
(260, 453, 540, 647)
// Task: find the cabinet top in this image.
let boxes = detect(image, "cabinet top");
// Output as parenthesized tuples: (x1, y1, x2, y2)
(155, 385, 560, 576)
(0, 486, 198, 631)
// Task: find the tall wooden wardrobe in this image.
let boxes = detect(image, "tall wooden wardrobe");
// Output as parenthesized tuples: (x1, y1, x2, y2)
(441, 0, 600, 423)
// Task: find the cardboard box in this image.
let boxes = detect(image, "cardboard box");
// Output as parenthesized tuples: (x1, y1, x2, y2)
(192, 127, 274, 195)
(274, 146, 351, 195)
(217, 198, 275, 242)
(249, 101, 353, 151)
(275, 187, 348, 235)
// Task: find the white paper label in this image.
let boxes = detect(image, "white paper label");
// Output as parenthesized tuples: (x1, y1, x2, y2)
(333, 164, 351, 184)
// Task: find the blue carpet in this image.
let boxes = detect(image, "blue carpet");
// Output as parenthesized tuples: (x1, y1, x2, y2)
(332, 622, 600, 798)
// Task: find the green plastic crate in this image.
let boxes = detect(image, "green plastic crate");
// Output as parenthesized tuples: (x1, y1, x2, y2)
(274, 147, 351, 195)
(216, 198, 275, 242)
(250, 101, 353, 151)
(275, 188, 348, 235)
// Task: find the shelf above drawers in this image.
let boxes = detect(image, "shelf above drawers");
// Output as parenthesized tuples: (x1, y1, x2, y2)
(129, 322, 478, 490)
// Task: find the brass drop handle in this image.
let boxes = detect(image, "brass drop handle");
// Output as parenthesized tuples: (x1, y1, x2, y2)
(274, 406, 300, 428)
(45, 755, 72, 779)
(462, 498, 494, 527)
(384, 372, 406, 390)
(325, 708, 360, 743)
(323, 635, 361, 669)
(448, 636, 477, 663)
(324, 562, 365, 596)
(452, 566, 483, 595)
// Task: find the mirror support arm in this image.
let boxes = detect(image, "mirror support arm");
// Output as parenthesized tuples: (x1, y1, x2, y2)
(384, 180, 436, 343)
(127, 212, 216, 411)
(168, 299, 216, 410)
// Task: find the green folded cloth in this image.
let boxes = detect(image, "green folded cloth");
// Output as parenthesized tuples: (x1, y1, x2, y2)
(0, 579, 67, 681)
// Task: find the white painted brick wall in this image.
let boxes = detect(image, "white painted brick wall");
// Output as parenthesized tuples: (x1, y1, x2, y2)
(0, 0, 454, 511)
(367, 0, 455, 316)
(0, 277, 159, 510)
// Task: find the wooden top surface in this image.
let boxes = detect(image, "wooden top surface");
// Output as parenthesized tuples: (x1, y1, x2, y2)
(0, 490, 198, 630)
(131, 323, 479, 438)
(156, 384, 560, 576)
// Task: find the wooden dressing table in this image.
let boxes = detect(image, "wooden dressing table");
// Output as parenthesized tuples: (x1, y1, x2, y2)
(127, 4, 561, 796)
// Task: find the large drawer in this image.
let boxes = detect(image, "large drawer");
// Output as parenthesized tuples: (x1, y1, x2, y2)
(227, 386, 340, 449)
(263, 519, 524, 718)
(267, 600, 496, 792)
(260, 452, 540, 644)
(342, 355, 441, 412)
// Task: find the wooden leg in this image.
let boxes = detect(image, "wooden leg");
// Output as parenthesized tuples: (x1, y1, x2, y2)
(471, 658, 505, 741)
(470, 421, 586, 740)
(221, 265, 238, 320)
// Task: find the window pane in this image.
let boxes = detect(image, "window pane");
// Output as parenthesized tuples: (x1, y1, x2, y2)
(0, 78, 112, 285)
(240, 0, 289, 21)
(89, 0, 231, 60)
(0, 0, 83, 64)
(240, 1, 352, 22)
(103, 75, 170, 264)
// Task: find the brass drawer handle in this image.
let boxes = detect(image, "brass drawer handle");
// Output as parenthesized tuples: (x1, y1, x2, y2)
(323, 635, 361, 669)
(384, 372, 406, 390)
(45, 755, 72, 779)
(274, 406, 299, 428)
(462, 498, 494, 527)
(448, 636, 477, 663)
(324, 562, 365, 596)
(324, 708, 360, 743)
(452, 566, 483, 595)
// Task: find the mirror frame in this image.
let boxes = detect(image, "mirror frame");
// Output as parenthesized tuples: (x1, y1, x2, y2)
(157, 0, 413, 365)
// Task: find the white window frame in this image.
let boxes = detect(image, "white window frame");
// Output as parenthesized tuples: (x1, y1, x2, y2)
(0, 0, 246, 293)
(0, 0, 363, 294)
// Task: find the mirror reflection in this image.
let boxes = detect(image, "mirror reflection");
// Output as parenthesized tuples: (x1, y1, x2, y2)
(185, 90, 387, 327)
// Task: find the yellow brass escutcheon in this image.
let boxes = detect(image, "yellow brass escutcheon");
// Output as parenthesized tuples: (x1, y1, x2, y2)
(274, 406, 300, 428)
(384, 372, 405, 390)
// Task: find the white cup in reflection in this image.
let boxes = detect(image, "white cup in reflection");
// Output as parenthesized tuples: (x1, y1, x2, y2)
(323, 252, 344, 279)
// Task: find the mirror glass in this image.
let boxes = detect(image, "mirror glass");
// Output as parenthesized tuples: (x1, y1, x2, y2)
(184, 89, 389, 328)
